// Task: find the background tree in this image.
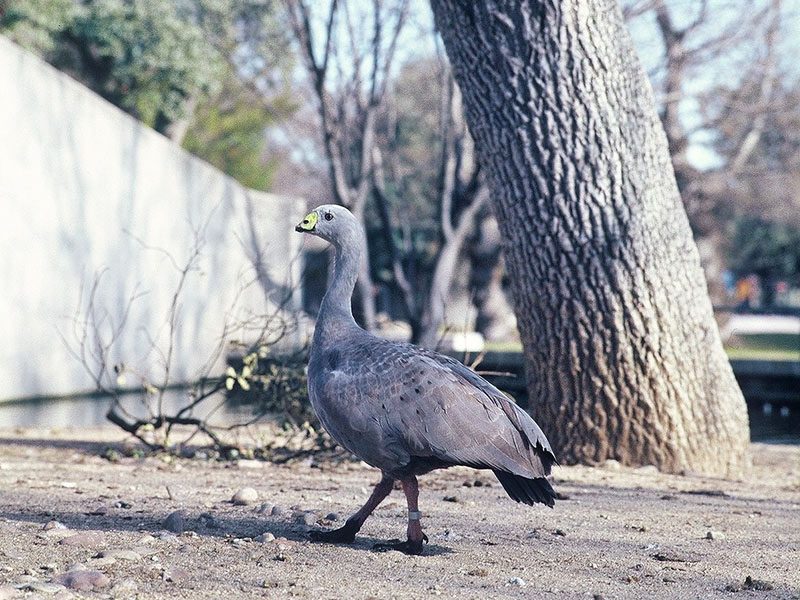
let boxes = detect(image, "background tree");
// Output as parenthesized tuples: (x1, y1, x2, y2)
(284, 0, 495, 344)
(1, 0, 293, 188)
(623, 0, 791, 301)
(283, 0, 413, 331)
(371, 55, 489, 346)
(431, 0, 750, 476)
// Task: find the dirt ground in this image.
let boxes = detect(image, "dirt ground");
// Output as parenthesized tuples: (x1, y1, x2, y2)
(0, 427, 798, 600)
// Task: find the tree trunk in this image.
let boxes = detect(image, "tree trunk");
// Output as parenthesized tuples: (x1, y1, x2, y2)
(431, 0, 750, 477)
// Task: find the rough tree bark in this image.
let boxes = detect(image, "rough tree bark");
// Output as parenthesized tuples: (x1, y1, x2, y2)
(431, 0, 750, 476)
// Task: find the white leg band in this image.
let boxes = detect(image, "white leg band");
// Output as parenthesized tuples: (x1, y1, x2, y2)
(408, 510, 422, 521)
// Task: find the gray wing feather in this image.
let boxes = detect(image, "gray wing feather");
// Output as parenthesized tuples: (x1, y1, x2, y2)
(311, 338, 555, 480)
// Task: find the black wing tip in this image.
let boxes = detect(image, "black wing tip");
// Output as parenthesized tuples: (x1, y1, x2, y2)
(493, 470, 557, 508)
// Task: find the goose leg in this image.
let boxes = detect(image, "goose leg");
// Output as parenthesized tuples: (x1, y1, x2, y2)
(309, 474, 394, 544)
(372, 475, 428, 555)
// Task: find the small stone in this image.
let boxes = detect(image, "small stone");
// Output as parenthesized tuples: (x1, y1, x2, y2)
(236, 459, 262, 469)
(52, 570, 110, 591)
(114, 501, 133, 509)
(256, 532, 275, 543)
(324, 512, 340, 522)
(705, 530, 725, 540)
(43, 521, 67, 531)
(88, 556, 117, 567)
(742, 576, 773, 591)
(98, 549, 142, 561)
(603, 459, 621, 471)
(552, 529, 567, 537)
(270, 505, 287, 517)
(467, 568, 488, 577)
(163, 510, 187, 534)
(443, 496, 460, 503)
(294, 512, 318, 526)
(508, 576, 526, 587)
(257, 503, 274, 514)
(21, 582, 65, 594)
(60, 532, 104, 548)
(636, 465, 659, 474)
(232, 488, 259, 505)
(651, 549, 701, 563)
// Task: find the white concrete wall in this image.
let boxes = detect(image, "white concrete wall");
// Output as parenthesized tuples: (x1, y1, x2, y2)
(0, 36, 305, 401)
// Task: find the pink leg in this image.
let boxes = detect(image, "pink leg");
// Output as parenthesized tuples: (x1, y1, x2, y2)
(373, 475, 428, 555)
(309, 474, 394, 544)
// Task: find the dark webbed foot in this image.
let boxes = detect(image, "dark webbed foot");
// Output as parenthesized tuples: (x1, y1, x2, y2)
(308, 520, 359, 544)
(371, 534, 428, 556)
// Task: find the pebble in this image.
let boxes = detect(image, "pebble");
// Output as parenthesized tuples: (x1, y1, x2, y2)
(325, 512, 340, 522)
(256, 532, 275, 543)
(257, 503, 274, 514)
(20, 581, 65, 594)
(232, 488, 259, 505)
(236, 459, 262, 469)
(603, 459, 621, 471)
(508, 576, 527, 586)
(42, 521, 67, 531)
(443, 496, 461, 503)
(52, 570, 110, 591)
(652, 549, 701, 563)
(98, 549, 142, 561)
(742, 576, 773, 591)
(270, 505, 287, 517)
(439, 529, 462, 541)
(163, 510, 188, 534)
(294, 512, 318, 526)
(705, 530, 725, 540)
(60, 532, 105, 548)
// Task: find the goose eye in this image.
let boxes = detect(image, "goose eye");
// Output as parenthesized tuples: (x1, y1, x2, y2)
(324, 212, 334, 221)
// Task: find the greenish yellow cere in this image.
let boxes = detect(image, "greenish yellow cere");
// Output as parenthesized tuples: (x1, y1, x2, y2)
(299, 211, 318, 231)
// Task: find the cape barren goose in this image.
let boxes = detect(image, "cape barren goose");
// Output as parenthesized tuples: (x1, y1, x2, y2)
(295, 204, 557, 555)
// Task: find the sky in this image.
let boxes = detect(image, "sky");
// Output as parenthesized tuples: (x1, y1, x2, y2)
(293, 0, 800, 173)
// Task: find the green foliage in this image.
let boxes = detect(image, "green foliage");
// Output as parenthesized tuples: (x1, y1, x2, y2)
(0, 0, 74, 53)
(225, 347, 314, 426)
(727, 216, 800, 282)
(1, 0, 223, 130)
(183, 74, 294, 191)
